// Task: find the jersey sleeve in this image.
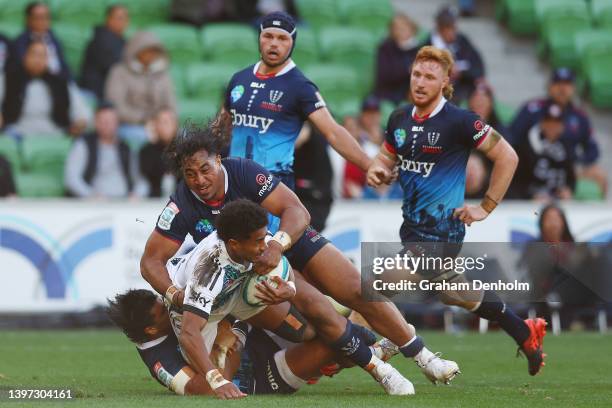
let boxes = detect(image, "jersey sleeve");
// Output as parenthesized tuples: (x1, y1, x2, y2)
(155, 200, 189, 244)
(383, 108, 403, 155)
(296, 79, 326, 119)
(460, 110, 492, 149)
(183, 267, 224, 320)
(237, 159, 281, 203)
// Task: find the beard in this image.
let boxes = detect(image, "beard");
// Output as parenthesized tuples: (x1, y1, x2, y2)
(410, 88, 442, 108)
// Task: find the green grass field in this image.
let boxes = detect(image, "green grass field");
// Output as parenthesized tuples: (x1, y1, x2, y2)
(1, 329, 611, 408)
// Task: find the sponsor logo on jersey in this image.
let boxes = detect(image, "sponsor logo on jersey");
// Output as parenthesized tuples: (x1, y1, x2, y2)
(256, 174, 267, 185)
(195, 219, 215, 234)
(189, 291, 211, 307)
(472, 124, 491, 143)
(230, 85, 245, 103)
(230, 109, 274, 134)
(250, 82, 265, 89)
(412, 126, 424, 132)
(158, 202, 179, 230)
(314, 92, 326, 109)
(394, 129, 407, 147)
(260, 101, 283, 112)
(266, 361, 280, 390)
(153, 362, 174, 388)
(269, 90, 284, 103)
(258, 174, 274, 196)
(306, 226, 322, 243)
(397, 154, 436, 177)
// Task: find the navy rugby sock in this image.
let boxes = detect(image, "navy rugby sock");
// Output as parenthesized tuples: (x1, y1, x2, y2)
(331, 320, 375, 368)
(399, 336, 425, 358)
(474, 290, 530, 345)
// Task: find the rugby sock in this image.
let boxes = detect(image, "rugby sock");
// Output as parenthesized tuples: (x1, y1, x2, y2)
(474, 290, 530, 345)
(399, 335, 425, 358)
(331, 320, 376, 368)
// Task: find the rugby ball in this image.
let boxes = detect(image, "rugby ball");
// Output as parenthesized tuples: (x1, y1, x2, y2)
(242, 256, 291, 307)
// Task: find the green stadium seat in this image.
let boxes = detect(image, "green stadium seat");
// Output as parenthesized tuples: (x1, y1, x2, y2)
(21, 135, 71, 178)
(0, 22, 22, 39)
(51, 0, 107, 27)
(538, 13, 591, 68)
(53, 24, 92, 73)
(535, 0, 590, 22)
(201, 24, 258, 68)
(318, 27, 376, 96)
(294, 0, 339, 32)
(185, 63, 235, 103)
(338, 0, 393, 35)
(170, 65, 188, 98)
(380, 100, 396, 129)
(499, 0, 538, 35)
(178, 98, 220, 125)
(333, 100, 360, 120)
(149, 24, 202, 64)
(0, 0, 30, 25)
(495, 101, 517, 125)
(0, 136, 22, 172)
(575, 30, 612, 107)
(15, 172, 65, 197)
(291, 27, 319, 69)
(574, 178, 604, 201)
(591, 0, 612, 27)
(303, 64, 359, 110)
(119, 0, 170, 26)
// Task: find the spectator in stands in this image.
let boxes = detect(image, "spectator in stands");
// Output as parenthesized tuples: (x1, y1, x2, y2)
(374, 14, 420, 104)
(293, 123, 333, 231)
(1, 40, 90, 137)
(538, 203, 574, 243)
(105, 31, 176, 148)
(511, 103, 576, 201)
(0, 154, 17, 197)
(64, 103, 137, 198)
(509, 68, 607, 197)
(468, 82, 509, 136)
(425, 5, 485, 103)
(138, 108, 178, 197)
(80, 4, 129, 101)
(10, 2, 71, 80)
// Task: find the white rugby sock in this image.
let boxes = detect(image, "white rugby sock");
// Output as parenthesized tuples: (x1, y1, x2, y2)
(273, 349, 307, 390)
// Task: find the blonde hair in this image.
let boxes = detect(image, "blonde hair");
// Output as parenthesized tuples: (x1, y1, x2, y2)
(412, 45, 455, 100)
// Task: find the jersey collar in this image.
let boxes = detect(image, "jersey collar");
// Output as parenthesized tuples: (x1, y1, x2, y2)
(136, 335, 168, 350)
(190, 165, 229, 206)
(411, 96, 447, 122)
(219, 239, 253, 272)
(253, 59, 296, 78)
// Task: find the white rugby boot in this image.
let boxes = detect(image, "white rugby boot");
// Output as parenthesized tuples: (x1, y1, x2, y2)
(369, 358, 415, 395)
(415, 349, 461, 385)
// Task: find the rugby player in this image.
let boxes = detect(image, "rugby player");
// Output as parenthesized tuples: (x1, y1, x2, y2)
(107, 289, 395, 396)
(367, 46, 547, 375)
(140, 122, 459, 393)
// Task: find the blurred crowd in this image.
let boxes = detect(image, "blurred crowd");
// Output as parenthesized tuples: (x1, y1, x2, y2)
(0, 1, 607, 206)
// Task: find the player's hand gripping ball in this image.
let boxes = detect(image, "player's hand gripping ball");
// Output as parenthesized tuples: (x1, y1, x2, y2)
(243, 255, 293, 306)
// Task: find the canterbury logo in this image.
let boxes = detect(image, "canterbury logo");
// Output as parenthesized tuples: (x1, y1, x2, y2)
(269, 90, 284, 103)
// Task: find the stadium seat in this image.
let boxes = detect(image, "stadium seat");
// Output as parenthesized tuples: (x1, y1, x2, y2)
(303, 64, 359, 110)
(291, 27, 320, 69)
(170, 65, 188, 99)
(51, 0, 107, 27)
(122, 0, 170, 27)
(178, 98, 220, 125)
(591, 0, 612, 27)
(497, 0, 538, 35)
(574, 178, 604, 201)
(15, 172, 65, 197)
(318, 27, 376, 97)
(200, 24, 258, 68)
(0, 22, 22, 39)
(535, 0, 590, 22)
(538, 12, 591, 69)
(380, 100, 397, 129)
(53, 24, 92, 73)
(21, 135, 71, 178)
(185, 62, 235, 103)
(294, 0, 339, 32)
(0, 0, 30, 25)
(0, 136, 22, 172)
(148, 24, 203, 64)
(575, 30, 612, 107)
(338, 0, 393, 35)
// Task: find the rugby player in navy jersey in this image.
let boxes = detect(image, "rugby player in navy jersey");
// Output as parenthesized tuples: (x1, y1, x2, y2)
(221, 11, 374, 190)
(367, 46, 547, 376)
(140, 119, 461, 394)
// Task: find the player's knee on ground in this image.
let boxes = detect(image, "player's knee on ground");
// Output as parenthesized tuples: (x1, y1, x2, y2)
(271, 305, 314, 343)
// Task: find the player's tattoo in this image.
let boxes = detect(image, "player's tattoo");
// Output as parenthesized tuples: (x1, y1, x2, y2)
(477, 128, 502, 153)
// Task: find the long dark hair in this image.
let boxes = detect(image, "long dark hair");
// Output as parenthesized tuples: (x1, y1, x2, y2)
(538, 203, 575, 242)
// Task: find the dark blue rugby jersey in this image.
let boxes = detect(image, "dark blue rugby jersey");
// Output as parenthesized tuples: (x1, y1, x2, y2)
(384, 98, 491, 243)
(155, 157, 280, 243)
(224, 61, 326, 174)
